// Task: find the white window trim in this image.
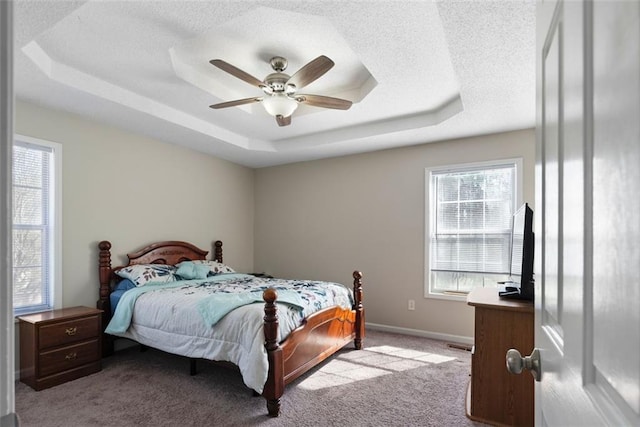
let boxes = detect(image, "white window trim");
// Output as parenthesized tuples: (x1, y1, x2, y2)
(13, 134, 63, 315)
(424, 157, 523, 301)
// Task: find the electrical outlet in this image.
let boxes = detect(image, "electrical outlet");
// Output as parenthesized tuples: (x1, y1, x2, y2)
(408, 299, 415, 311)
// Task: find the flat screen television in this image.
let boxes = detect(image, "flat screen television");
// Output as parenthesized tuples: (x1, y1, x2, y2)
(499, 203, 534, 301)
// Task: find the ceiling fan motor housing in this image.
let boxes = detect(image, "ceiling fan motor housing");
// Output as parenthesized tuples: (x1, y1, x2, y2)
(264, 72, 291, 94)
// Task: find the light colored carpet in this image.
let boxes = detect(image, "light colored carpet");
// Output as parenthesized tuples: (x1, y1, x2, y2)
(15, 330, 481, 426)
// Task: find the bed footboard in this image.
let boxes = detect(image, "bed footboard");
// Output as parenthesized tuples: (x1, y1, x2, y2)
(261, 271, 364, 417)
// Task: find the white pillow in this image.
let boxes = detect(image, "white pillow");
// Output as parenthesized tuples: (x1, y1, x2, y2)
(180, 260, 235, 276)
(115, 264, 177, 287)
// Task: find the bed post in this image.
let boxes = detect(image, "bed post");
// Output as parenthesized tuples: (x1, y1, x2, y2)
(214, 240, 223, 263)
(262, 288, 284, 417)
(353, 271, 365, 350)
(97, 240, 114, 356)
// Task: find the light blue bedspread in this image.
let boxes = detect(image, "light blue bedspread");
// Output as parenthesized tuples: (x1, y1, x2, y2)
(105, 280, 185, 334)
(197, 289, 304, 327)
(105, 274, 305, 334)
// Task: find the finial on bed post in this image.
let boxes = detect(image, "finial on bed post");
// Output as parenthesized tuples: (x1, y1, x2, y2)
(263, 289, 279, 350)
(353, 271, 365, 350)
(214, 240, 223, 263)
(98, 241, 114, 356)
(263, 288, 284, 417)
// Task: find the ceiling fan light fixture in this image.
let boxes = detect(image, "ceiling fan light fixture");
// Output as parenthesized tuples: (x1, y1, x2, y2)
(262, 94, 298, 118)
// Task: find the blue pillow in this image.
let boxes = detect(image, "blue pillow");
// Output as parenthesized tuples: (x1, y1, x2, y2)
(176, 261, 210, 280)
(114, 279, 136, 291)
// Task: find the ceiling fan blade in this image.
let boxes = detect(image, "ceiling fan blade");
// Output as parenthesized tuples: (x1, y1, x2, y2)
(210, 59, 265, 88)
(287, 55, 334, 89)
(209, 97, 262, 109)
(297, 94, 352, 110)
(276, 115, 292, 127)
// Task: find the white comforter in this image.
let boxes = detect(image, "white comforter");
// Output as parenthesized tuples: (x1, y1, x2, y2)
(106, 274, 353, 393)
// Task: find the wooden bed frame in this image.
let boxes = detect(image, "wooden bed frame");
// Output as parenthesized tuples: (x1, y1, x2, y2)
(96, 240, 364, 417)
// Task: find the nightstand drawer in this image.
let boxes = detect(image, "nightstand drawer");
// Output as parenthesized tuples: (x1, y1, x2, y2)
(39, 339, 100, 377)
(39, 315, 101, 349)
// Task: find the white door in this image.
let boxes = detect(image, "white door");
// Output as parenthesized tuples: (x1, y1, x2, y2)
(0, 0, 16, 425)
(535, 0, 639, 425)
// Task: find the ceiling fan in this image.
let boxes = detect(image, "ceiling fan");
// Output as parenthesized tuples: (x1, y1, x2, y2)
(209, 55, 353, 127)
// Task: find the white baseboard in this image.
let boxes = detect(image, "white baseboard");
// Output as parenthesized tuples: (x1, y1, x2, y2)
(365, 322, 474, 346)
(0, 413, 19, 427)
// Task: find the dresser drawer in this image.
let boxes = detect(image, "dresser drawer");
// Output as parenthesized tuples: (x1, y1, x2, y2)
(38, 315, 100, 349)
(38, 339, 101, 378)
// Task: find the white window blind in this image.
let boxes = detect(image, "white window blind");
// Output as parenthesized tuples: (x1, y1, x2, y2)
(427, 161, 519, 296)
(13, 140, 56, 315)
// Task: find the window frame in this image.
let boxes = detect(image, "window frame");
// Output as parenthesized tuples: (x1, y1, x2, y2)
(13, 134, 62, 316)
(424, 158, 523, 301)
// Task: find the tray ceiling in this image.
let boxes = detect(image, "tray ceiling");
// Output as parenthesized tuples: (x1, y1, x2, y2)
(14, 1, 536, 167)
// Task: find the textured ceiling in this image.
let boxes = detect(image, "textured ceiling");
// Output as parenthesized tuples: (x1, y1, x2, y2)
(14, 1, 536, 168)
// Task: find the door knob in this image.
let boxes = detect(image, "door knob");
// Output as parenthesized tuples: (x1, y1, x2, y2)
(506, 348, 541, 381)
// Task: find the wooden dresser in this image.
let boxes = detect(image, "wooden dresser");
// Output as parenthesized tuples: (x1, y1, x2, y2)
(19, 306, 103, 390)
(466, 288, 534, 426)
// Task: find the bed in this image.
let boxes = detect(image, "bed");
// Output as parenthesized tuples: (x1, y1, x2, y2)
(96, 239, 364, 417)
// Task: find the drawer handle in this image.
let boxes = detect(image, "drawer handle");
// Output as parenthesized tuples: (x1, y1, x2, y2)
(65, 352, 77, 361)
(65, 327, 77, 336)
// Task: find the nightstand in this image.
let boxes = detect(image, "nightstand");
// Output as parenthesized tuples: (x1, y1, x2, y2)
(19, 306, 103, 390)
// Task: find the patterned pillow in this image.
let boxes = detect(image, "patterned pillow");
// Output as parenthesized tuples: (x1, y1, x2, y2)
(179, 260, 235, 276)
(115, 264, 177, 287)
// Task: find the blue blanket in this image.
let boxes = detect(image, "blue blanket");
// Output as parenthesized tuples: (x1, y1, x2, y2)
(197, 289, 304, 327)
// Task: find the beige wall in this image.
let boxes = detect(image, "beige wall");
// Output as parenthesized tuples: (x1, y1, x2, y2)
(254, 129, 535, 340)
(14, 100, 255, 310)
(12, 100, 533, 350)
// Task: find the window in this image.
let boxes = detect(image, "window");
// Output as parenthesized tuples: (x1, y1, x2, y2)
(13, 136, 62, 315)
(425, 159, 521, 299)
